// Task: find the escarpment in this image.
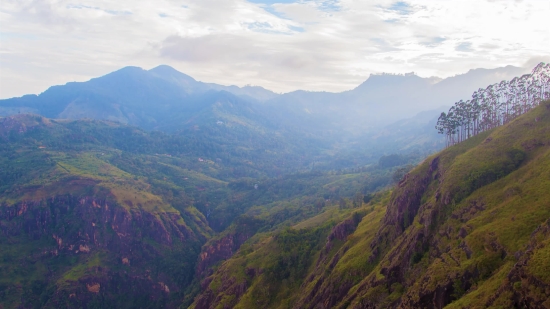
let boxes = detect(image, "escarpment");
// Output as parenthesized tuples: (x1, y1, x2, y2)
(196, 216, 265, 277)
(0, 190, 209, 308)
(1, 195, 195, 252)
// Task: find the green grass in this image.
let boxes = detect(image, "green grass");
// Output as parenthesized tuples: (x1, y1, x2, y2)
(57, 252, 106, 288)
(190, 102, 550, 309)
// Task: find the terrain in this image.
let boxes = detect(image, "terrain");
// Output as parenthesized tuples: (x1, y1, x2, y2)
(0, 114, 407, 308)
(1, 64, 548, 309)
(190, 100, 550, 308)
(0, 64, 529, 160)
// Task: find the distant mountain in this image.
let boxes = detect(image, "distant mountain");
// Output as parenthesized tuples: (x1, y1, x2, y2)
(0, 66, 278, 131)
(0, 63, 532, 164)
(149, 65, 279, 101)
(428, 65, 529, 106)
(0, 64, 530, 130)
(262, 65, 531, 135)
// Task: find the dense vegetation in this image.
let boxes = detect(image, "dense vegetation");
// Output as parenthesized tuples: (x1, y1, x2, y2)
(0, 114, 412, 308)
(2, 64, 549, 309)
(190, 100, 550, 308)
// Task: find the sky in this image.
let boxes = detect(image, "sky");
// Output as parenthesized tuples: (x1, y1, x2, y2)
(0, 0, 549, 98)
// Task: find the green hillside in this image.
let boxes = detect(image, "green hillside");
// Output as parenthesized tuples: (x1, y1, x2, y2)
(3, 100, 547, 309)
(191, 100, 550, 309)
(0, 114, 406, 308)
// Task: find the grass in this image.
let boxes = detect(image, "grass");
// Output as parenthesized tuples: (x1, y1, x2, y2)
(57, 252, 106, 288)
(191, 102, 550, 309)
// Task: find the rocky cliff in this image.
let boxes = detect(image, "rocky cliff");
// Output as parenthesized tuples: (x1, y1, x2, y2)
(0, 189, 208, 308)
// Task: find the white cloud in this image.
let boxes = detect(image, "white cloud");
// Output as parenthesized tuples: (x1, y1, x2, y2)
(0, 0, 549, 98)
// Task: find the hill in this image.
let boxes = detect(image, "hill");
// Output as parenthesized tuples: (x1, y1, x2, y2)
(0, 114, 407, 308)
(0, 64, 530, 166)
(0, 66, 278, 133)
(190, 100, 550, 309)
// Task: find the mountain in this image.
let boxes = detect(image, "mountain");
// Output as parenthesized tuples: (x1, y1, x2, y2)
(189, 100, 550, 308)
(0, 63, 532, 172)
(260, 65, 530, 138)
(0, 66, 454, 173)
(0, 66, 278, 131)
(1, 65, 548, 308)
(0, 115, 216, 308)
(148, 65, 279, 101)
(0, 113, 408, 308)
(0, 64, 530, 135)
(429, 65, 529, 105)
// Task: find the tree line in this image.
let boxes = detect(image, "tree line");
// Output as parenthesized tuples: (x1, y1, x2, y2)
(436, 62, 550, 146)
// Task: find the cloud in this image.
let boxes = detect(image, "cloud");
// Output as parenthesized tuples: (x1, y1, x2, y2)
(524, 56, 550, 71)
(0, 0, 549, 98)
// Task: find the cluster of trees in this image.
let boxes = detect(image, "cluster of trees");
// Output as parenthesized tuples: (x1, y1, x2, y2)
(436, 62, 550, 146)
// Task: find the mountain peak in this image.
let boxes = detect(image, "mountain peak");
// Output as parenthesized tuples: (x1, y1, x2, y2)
(149, 65, 197, 83)
(353, 71, 431, 92)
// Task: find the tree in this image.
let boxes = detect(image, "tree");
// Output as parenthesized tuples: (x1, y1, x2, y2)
(437, 62, 550, 146)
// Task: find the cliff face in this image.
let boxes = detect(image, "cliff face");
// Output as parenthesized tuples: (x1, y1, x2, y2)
(195, 216, 265, 278)
(190, 101, 550, 309)
(0, 192, 208, 308)
(1, 195, 192, 246)
(0, 113, 222, 308)
(333, 101, 550, 309)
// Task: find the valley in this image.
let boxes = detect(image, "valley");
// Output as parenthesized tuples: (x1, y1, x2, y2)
(0, 64, 549, 309)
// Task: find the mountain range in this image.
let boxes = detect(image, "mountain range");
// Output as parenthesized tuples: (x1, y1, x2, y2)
(1, 63, 547, 309)
(0, 64, 528, 132)
(190, 99, 550, 309)
(0, 63, 530, 173)
(1, 98, 548, 309)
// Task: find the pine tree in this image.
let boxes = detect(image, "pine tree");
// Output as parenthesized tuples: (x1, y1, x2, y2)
(437, 62, 550, 146)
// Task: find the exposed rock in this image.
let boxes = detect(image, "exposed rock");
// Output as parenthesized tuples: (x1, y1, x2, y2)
(0, 194, 206, 308)
(86, 283, 100, 293)
(488, 220, 550, 308)
(159, 282, 170, 293)
(196, 216, 264, 277)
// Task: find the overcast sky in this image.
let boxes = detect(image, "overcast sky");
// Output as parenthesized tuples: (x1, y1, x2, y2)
(0, 0, 549, 98)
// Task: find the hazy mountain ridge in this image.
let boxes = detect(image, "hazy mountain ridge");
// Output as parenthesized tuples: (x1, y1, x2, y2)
(264, 65, 530, 134)
(0, 66, 279, 132)
(0, 64, 531, 169)
(0, 63, 530, 136)
(1, 64, 545, 309)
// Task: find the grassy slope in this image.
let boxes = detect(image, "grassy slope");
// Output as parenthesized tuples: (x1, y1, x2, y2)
(189, 194, 390, 309)
(190, 101, 550, 308)
(340, 101, 550, 308)
(0, 114, 402, 308)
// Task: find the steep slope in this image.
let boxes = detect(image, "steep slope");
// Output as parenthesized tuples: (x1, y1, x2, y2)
(0, 114, 407, 308)
(190, 194, 391, 309)
(0, 115, 219, 308)
(191, 100, 550, 308)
